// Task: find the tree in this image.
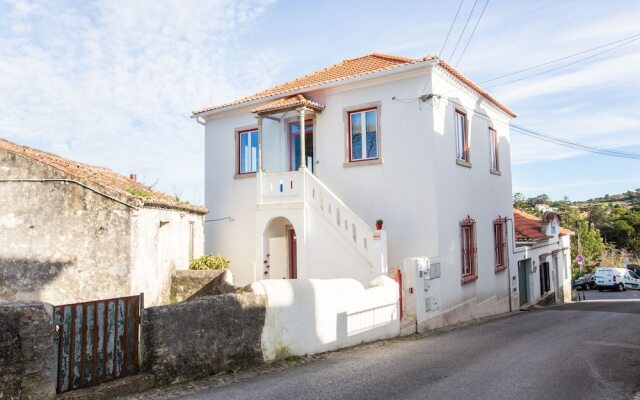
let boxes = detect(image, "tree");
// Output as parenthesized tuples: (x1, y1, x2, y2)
(513, 192, 527, 210)
(572, 220, 604, 276)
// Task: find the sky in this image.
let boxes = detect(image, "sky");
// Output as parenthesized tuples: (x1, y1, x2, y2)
(1, 0, 639, 204)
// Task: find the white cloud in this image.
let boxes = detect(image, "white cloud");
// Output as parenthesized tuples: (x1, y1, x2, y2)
(0, 0, 278, 203)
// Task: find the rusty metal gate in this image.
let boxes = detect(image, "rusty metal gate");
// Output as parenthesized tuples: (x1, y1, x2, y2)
(53, 294, 143, 393)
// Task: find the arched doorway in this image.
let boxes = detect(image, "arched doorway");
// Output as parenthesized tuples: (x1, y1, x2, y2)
(263, 217, 297, 279)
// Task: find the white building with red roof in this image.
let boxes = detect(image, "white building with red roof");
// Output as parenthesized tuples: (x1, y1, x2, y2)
(513, 209, 573, 306)
(195, 52, 523, 330)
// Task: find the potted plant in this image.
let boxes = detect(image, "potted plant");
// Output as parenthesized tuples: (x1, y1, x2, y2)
(376, 219, 384, 230)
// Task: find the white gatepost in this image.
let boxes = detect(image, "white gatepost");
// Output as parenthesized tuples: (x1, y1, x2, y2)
(402, 256, 442, 333)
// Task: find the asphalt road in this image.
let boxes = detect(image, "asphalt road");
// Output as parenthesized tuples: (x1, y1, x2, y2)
(132, 292, 640, 400)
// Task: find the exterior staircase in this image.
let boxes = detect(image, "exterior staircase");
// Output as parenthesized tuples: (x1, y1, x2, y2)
(256, 169, 388, 281)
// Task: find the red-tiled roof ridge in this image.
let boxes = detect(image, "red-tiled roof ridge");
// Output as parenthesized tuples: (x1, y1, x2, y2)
(513, 208, 549, 241)
(194, 53, 516, 118)
(0, 137, 207, 214)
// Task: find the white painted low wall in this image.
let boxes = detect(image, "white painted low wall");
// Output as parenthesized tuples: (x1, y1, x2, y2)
(250, 275, 400, 361)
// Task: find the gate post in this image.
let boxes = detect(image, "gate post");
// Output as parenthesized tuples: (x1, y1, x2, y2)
(394, 267, 403, 320)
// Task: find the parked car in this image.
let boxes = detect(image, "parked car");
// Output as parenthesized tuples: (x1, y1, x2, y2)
(594, 267, 640, 291)
(573, 273, 596, 291)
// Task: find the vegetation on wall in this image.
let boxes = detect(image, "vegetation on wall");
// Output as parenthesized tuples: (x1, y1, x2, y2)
(189, 255, 230, 271)
(513, 189, 640, 277)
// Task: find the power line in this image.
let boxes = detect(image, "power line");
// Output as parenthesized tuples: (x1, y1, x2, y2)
(510, 123, 640, 159)
(483, 35, 640, 89)
(439, 0, 465, 57)
(422, 0, 466, 96)
(431, 95, 640, 160)
(454, 0, 490, 68)
(448, 0, 479, 61)
(478, 32, 640, 84)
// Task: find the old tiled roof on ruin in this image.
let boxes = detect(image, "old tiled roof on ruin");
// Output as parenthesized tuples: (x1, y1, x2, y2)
(513, 208, 574, 241)
(193, 53, 516, 118)
(0, 138, 207, 214)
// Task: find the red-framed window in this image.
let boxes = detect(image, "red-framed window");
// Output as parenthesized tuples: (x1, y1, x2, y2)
(489, 127, 499, 171)
(238, 128, 259, 174)
(455, 110, 469, 162)
(494, 217, 507, 272)
(460, 216, 477, 284)
(348, 107, 379, 162)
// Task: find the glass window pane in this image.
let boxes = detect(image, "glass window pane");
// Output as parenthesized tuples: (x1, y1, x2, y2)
(293, 134, 301, 170)
(251, 130, 259, 172)
(456, 113, 465, 159)
(240, 132, 248, 173)
(365, 110, 377, 158)
(350, 112, 362, 160)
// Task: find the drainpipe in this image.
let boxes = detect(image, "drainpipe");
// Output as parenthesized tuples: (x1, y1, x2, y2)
(190, 115, 206, 126)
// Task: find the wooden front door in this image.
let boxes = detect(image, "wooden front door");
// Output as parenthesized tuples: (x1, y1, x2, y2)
(518, 260, 528, 306)
(540, 262, 550, 295)
(288, 229, 297, 279)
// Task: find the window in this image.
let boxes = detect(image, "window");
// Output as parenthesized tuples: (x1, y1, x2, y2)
(494, 218, 507, 272)
(489, 127, 499, 172)
(460, 216, 477, 283)
(455, 110, 469, 162)
(348, 108, 378, 162)
(238, 128, 259, 174)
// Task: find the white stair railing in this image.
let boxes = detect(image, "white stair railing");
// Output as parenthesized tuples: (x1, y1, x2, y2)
(302, 169, 388, 275)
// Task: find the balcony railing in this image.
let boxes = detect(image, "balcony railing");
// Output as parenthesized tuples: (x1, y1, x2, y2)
(257, 171, 303, 203)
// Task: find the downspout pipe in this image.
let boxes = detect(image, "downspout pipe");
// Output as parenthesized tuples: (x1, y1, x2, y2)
(190, 115, 206, 126)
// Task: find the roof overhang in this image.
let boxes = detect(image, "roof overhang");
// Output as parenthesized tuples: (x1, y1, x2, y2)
(251, 94, 325, 116)
(192, 58, 438, 119)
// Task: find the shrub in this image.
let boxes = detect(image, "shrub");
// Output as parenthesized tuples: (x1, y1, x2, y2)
(189, 255, 230, 271)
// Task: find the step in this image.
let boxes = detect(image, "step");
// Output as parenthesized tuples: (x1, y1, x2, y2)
(400, 318, 417, 336)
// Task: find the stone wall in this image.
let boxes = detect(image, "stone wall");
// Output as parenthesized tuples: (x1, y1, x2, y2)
(0, 149, 133, 304)
(140, 293, 266, 384)
(169, 269, 235, 303)
(0, 301, 56, 400)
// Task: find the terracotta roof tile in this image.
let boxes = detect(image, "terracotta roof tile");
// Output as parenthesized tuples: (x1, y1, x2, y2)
(513, 208, 550, 241)
(251, 94, 325, 114)
(0, 137, 207, 214)
(194, 53, 516, 118)
(559, 226, 574, 236)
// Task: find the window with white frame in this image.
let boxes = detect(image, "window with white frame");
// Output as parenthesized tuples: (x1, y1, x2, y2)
(455, 110, 469, 162)
(489, 127, 499, 171)
(348, 108, 378, 161)
(238, 129, 259, 174)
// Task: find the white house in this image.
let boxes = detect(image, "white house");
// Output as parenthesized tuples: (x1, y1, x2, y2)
(194, 53, 521, 328)
(513, 209, 573, 307)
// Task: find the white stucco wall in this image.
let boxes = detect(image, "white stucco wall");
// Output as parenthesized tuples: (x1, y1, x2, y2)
(130, 207, 204, 306)
(251, 275, 399, 360)
(513, 226, 572, 306)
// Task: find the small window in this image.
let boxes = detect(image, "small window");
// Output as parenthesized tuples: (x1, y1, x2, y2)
(238, 128, 259, 174)
(494, 218, 507, 272)
(489, 127, 499, 172)
(460, 216, 477, 283)
(348, 108, 379, 162)
(455, 110, 469, 162)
